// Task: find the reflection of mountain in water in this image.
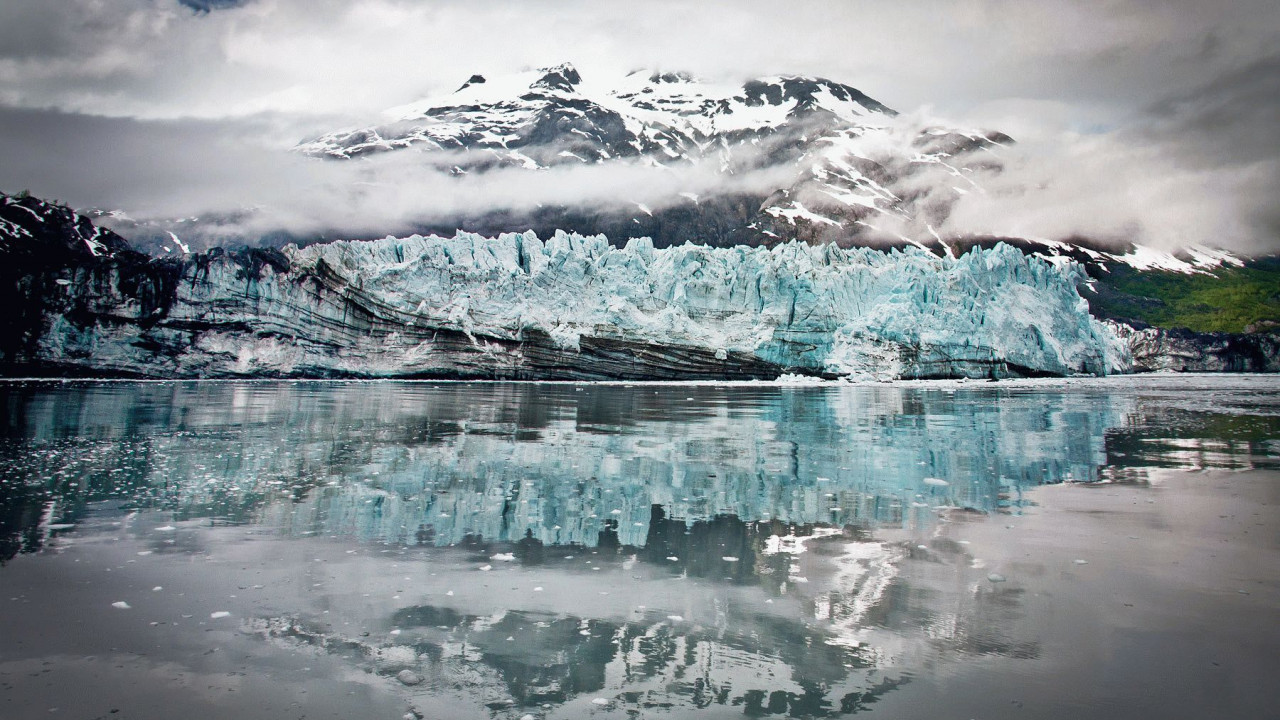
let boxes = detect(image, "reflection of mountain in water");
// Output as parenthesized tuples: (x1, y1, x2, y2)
(254, 591, 905, 717)
(2, 379, 1276, 715)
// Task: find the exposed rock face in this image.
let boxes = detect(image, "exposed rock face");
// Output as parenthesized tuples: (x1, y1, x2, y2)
(1109, 321, 1280, 373)
(2, 193, 1127, 380)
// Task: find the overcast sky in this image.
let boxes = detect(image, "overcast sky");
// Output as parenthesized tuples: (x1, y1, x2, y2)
(1, 0, 1277, 253)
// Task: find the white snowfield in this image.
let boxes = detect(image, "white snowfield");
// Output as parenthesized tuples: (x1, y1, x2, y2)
(280, 231, 1128, 379)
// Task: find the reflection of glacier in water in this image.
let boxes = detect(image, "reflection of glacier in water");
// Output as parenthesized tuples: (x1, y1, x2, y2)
(1, 381, 1132, 550)
(1, 378, 1278, 718)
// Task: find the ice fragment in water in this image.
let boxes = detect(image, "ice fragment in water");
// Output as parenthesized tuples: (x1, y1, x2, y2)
(923, 477, 949, 486)
(1073, 559, 1089, 565)
(397, 670, 423, 686)
(987, 573, 1007, 583)
(111, 601, 131, 609)
(592, 698, 610, 706)
(210, 611, 231, 619)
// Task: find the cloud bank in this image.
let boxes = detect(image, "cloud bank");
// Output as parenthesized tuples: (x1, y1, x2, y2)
(0, 0, 1276, 253)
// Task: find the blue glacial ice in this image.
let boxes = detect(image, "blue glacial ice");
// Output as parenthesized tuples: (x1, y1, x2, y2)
(279, 231, 1128, 379)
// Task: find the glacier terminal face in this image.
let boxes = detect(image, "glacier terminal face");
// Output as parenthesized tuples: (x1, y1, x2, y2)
(277, 231, 1127, 379)
(11, 220, 1124, 378)
(2, 192, 1128, 379)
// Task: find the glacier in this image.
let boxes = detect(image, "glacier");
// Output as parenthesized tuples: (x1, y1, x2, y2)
(23, 221, 1127, 379)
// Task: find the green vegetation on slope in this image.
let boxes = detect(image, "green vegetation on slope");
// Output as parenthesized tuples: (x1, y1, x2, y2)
(1087, 258, 1280, 334)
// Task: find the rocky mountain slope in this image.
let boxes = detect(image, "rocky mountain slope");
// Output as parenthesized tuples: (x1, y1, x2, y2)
(294, 63, 1008, 249)
(105, 65, 1260, 288)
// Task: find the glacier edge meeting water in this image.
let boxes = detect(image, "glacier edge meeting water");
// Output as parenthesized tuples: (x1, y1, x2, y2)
(33, 230, 1128, 380)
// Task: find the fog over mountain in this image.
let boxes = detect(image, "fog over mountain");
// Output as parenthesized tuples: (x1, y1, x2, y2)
(0, 0, 1276, 254)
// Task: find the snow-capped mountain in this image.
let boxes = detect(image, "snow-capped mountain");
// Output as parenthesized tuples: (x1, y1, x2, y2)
(298, 63, 1009, 248)
(89, 63, 1249, 280)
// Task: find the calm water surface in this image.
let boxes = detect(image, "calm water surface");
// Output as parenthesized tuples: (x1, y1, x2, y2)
(0, 376, 1276, 719)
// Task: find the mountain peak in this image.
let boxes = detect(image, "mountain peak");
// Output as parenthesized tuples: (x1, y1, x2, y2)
(531, 63, 581, 92)
(739, 75, 897, 117)
(647, 71, 696, 85)
(456, 74, 486, 92)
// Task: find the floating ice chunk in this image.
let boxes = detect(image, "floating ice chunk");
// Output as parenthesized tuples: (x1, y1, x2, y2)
(533, 587, 543, 592)
(111, 601, 131, 609)
(722, 556, 739, 562)
(210, 611, 231, 619)
(987, 573, 1006, 583)
(479, 564, 492, 571)
(923, 477, 949, 487)
(490, 553, 515, 561)
(152, 586, 162, 592)
(666, 556, 679, 561)
(397, 670, 423, 686)
(156, 526, 176, 531)
(591, 698, 610, 706)
(667, 615, 684, 622)
(1072, 559, 1089, 565)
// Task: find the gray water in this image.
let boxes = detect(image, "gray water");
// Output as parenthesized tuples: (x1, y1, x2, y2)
(0, 376, 1276, 719)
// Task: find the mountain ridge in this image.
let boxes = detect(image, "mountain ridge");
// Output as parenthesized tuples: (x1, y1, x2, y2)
(294, 63, 1005, 249)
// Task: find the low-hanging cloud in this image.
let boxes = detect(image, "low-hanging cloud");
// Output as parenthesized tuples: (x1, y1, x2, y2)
(943, 52, 1280, 254)
(0, 105, 799, 242)
(0, 0, 1277, 253)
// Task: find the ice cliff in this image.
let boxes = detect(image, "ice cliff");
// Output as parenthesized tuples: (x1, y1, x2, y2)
(1, 193, 1126, 379)
(276, 231, 1126, 379)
